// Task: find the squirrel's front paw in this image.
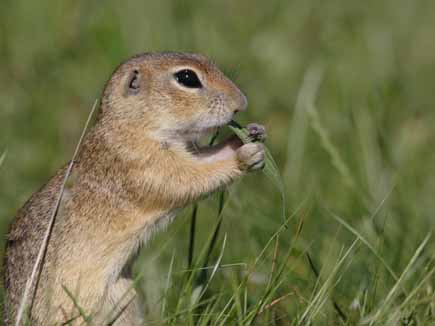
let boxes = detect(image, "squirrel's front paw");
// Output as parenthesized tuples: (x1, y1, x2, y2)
(237, 143, 265, 171)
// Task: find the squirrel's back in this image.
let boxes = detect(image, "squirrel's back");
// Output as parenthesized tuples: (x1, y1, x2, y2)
(3, 166, 67, 325)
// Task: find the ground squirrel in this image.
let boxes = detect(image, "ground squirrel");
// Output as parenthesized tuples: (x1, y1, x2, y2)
(3, 52, 266, 325)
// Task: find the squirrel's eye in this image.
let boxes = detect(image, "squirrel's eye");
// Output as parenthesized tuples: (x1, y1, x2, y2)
(174, 69, 202, 88)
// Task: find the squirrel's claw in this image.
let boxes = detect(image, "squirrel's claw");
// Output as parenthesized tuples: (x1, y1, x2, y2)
(246, 123, 267, 142)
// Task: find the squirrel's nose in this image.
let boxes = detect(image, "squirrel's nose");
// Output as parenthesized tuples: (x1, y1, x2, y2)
(233, 92, 248, 114)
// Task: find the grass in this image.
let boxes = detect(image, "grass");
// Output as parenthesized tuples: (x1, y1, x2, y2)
(2, 0, 435, 324)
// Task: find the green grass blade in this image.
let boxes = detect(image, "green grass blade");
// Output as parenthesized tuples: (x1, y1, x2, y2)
(187, 129, 222, 271)
(0, 150, 6, 168)
(298, 239, 359, 324)
(331, 212, 401, 286)
(228, 121, 286, 223)
(62, 285, 92, 323)
(198, 191, 226, 284)
(366, 232, 431, 325)
(188, 204, 198, 269)
(162, 251, 176, 318)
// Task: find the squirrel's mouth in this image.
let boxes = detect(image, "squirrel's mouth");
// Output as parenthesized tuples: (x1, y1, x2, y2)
(186, 126, 219, 146)
(184, 120, 233, 151)
(178, 115, 236, 149)
(182, 117, 232, 142)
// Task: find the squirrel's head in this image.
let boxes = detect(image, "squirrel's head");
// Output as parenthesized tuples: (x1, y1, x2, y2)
(99, 52, 247, 143)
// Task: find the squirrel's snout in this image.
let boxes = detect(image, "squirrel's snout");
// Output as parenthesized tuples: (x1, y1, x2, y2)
(232, 91, 248, 114)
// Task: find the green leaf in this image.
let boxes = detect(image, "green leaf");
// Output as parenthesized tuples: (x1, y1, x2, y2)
(0, 150, 7, 167)
(228, 121, 286, 223)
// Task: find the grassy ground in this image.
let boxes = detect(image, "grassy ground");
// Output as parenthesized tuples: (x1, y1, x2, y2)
(2, 0, 435, 324)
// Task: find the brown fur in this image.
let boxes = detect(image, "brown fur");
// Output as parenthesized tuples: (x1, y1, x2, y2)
(3, 52, 265, 325)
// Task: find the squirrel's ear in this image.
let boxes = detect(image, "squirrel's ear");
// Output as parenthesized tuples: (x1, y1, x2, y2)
(126, 69, 141, 95)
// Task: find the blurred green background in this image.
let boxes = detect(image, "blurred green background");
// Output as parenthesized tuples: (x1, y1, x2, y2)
(1, 0, 435, 324)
